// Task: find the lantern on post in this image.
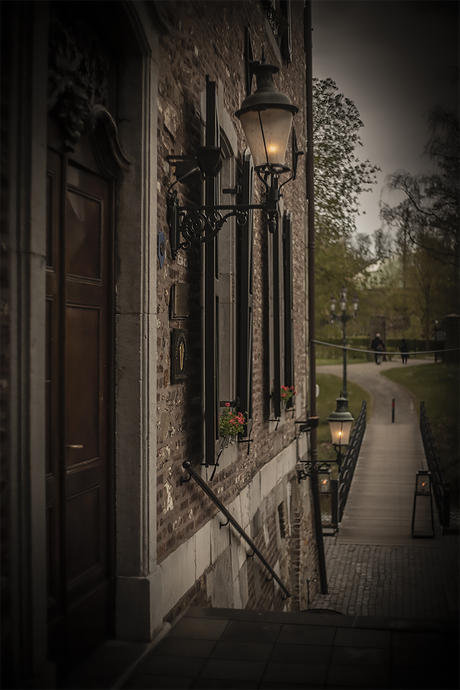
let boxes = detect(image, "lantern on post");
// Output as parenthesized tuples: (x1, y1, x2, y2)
(327, 396, 354, 469)
(411, 470, 435, 538)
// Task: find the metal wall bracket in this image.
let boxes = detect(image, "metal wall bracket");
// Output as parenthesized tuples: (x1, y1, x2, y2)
(295, 417, 319, 434)
(167, 189, 264, 260)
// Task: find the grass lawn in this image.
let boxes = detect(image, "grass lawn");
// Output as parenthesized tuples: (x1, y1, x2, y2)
(382, 363, 459, 504)
(316, 373, 372, 468)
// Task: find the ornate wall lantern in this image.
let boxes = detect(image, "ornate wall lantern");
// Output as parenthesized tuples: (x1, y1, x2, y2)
(166, 61, 301, 258)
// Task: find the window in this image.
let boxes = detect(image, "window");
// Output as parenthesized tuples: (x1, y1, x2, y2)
(203, 80, 254, 468)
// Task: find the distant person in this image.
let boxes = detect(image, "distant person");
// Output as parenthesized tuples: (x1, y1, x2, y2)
(400, 338, 409, 364)
(371, 333, 385, 365)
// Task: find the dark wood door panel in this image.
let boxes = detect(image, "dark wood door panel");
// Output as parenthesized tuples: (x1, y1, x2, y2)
(65, 462, 107, 597)
(46, 147, 64, 631)
(46, 137, 112, 668)
(66, 483, 105, 588)
(65, 305, 103, 466)
(65, 186, 103, 281)
(46, 148, 61, 274)
(66, 581, 110, 670)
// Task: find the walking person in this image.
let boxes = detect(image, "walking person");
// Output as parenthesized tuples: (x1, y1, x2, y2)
(371, 332, 385, 365)
(400, 338, 409, 364)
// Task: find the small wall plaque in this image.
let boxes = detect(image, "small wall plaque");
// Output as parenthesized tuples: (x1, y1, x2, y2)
(171, 329, 188, 383)
(170, 283, 189, 320)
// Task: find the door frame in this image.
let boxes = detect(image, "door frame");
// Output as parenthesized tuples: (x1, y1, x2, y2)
(6, 1, 163, 685)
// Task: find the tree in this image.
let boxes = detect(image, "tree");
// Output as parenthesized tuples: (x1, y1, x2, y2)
(380, 104, 459, 269)
(312, 78, 380, 338)
(313, 77, 380, 243)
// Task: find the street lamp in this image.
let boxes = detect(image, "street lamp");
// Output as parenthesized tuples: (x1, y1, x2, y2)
(327, 396, 354, 469)
(330, 285, 358, 402)
(167, 60, 301, 257)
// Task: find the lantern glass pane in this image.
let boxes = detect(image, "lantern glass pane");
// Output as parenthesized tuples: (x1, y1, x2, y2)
(239, 108, 293, 168)
(329, 419, 353, 446)
(319, 475, 330, 492)
(340, 420, 353, 445)
(329, 420, 343, 445)
(417, 473, 431, 494)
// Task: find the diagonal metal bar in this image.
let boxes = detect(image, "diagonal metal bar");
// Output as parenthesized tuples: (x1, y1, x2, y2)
(181, 461, 291, 599)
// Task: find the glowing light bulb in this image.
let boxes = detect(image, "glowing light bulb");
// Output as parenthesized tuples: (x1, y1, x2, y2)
(268, 145, 277, 154)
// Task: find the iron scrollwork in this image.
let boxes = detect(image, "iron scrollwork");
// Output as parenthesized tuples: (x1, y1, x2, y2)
(181, 206, 249, 245)
(168, 189, 260, 259)
(297, 460, 336, 483)
(48, 12, 109, 151)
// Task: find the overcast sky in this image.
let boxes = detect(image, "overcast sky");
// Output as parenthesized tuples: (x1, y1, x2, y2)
(311, 0, 460, 239)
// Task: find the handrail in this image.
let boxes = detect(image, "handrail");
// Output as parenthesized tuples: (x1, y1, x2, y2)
(338, 400, 366, 522)
(180, 461, 291, 599)
(420, 401, 450, 530)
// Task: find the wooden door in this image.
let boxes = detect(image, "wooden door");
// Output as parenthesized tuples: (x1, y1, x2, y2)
(46, 126, 113, 671)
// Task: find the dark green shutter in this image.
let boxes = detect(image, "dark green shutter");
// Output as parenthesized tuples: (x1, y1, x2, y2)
(272, 217, 282, 419)
(204, 77, 220, 466)
(238, 150, 254, 437)
(283, 211, 294, 408)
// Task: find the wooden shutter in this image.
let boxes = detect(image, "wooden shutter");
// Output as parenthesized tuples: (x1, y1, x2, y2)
(271, 216, 283, 419)
(238, 150, 254, 437)
(204, 77, 220, 466)
(283, 210, 294, 408)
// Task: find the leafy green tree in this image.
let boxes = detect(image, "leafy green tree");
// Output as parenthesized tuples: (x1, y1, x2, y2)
(313, 77, 380, 243)
(312, 78, 380, 339)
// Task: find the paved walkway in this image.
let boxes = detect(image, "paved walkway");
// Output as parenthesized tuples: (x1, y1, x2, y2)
(120, 607, 458, 689)
(318, 358, 434, 545)
(310, 359, 459, 620)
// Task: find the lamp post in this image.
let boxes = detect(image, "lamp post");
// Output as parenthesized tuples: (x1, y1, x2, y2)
(330, 286, 358, 403)
(327, 396, 354, 469)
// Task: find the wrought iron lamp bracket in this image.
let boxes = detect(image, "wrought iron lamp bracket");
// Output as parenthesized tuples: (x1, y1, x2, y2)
(167, 188, 266, 260)
(297, 459, 336, 482)
(295, 417, 319, 434)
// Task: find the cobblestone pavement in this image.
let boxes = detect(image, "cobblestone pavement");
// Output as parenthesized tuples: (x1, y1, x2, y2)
(310, 538, 459, 620)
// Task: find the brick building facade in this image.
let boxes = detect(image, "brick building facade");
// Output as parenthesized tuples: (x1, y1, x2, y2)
(1, 1, 320, 686)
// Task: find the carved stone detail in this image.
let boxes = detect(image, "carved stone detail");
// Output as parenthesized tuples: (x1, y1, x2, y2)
(47, 12, 131, 177)
(47, 12, 109, 152)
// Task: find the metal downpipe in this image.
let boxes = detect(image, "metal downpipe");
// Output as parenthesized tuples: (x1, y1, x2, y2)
(304, 0, 328, 595)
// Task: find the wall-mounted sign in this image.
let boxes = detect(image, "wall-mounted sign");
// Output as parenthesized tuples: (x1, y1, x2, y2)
(171, 329, 188, 383)
(170, 283, 189, 320)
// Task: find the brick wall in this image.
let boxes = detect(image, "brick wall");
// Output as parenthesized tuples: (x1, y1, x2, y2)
(155, 0, 316, 613)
